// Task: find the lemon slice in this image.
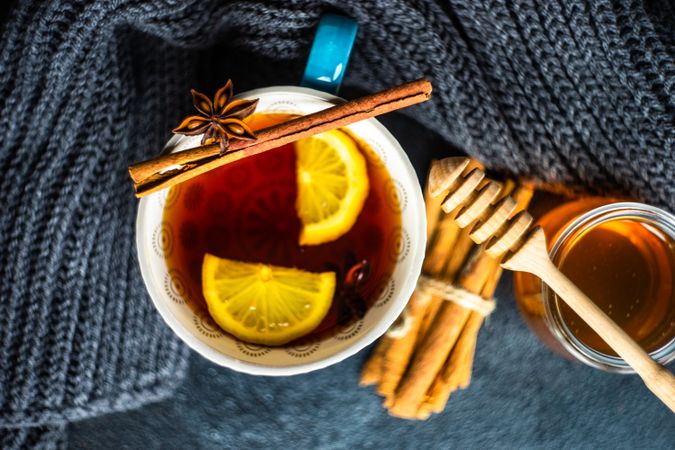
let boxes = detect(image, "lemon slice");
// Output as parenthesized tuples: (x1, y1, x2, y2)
(202, 254, 336, 345)
(295, 129, 369, 246)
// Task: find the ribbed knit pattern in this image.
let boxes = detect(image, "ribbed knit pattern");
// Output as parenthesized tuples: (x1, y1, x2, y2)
(0, 1, 672, 448)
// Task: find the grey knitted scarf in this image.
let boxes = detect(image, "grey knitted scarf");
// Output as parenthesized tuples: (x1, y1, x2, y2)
(1, 0, 673, 448)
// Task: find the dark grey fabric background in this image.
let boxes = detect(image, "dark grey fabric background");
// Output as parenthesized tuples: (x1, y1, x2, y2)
(1, 0, 673, 448)
(69, 278, 675, 449)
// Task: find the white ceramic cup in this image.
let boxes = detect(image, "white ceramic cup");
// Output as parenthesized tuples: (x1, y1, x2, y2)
(136, 86, 426, 375)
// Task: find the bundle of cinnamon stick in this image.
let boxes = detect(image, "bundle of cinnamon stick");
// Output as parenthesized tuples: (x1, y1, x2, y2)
(360, 159, 533, 419)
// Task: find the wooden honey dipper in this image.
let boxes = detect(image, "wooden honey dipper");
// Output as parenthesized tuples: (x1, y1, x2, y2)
(428, 157, 675, 412)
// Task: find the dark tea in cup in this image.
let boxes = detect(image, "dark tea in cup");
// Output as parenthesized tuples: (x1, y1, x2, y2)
(162, 112, 402, 345)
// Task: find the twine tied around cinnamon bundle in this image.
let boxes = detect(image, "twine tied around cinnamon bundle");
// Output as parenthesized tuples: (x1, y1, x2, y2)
(387, 276, 496, 339)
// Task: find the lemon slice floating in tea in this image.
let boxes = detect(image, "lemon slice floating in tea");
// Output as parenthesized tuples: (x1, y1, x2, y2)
(295, 129, 369, 246)
(202, 254, 336, 345)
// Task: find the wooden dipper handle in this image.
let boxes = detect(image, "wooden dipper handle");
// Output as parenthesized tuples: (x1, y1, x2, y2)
(503, 229, 675, 413)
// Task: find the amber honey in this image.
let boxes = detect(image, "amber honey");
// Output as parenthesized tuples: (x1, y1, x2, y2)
(515, 197, 675, 368)
(161, 113, 401, 342)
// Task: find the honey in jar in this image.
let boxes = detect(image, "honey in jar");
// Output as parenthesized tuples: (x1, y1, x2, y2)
(514, 198, 675, 371)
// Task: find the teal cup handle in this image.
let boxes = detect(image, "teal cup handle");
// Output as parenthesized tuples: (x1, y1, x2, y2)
(300, 14, 358, 95)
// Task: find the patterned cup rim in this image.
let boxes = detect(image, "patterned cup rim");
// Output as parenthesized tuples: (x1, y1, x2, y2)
(136, 86, 426, 376)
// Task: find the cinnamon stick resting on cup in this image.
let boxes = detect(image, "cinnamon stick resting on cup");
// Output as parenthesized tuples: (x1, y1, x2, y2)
(128, 79, 432, 197)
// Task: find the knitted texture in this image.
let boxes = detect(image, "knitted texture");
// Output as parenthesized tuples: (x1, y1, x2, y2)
(0, 0, 673, 448)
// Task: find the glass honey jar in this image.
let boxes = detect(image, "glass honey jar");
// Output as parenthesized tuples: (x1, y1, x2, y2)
(514, 198, 675, 372)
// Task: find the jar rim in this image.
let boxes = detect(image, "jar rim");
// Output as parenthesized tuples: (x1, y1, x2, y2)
(542, 202, 675, 373)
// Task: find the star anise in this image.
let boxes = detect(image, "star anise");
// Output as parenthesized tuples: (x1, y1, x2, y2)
(325, 254, 371, 326)
(172, 80, 258, 153)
